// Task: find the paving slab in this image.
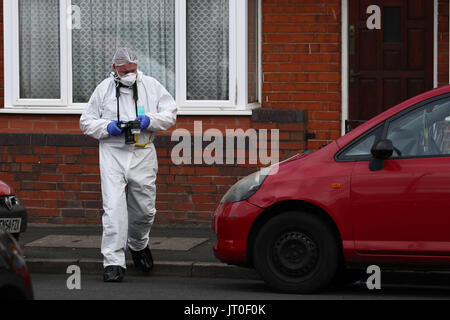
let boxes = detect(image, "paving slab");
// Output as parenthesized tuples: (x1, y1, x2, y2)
(19, 224, 262, 280)
(25, 235, 209, 251)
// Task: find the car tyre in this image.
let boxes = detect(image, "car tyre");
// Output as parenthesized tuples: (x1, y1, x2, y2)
(253, 211, 339, 293)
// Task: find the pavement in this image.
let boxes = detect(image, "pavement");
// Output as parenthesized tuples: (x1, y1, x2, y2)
(19, 223, 260, 280)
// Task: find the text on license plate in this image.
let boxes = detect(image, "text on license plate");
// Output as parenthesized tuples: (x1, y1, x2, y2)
(0, 218, 22, 233)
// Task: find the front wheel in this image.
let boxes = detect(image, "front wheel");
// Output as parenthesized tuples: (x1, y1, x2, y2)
(253, 211, 340, 293)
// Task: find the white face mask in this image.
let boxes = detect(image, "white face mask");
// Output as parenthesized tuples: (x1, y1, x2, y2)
(119, 72, 137, 87)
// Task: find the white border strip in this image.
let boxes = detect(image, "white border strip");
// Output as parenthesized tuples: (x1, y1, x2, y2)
(0, 107, 253, 116)
(434, 0, 438, 88)
(258, 0, 263, 104)
(3, 0, 14, 109)
(341, 0, 349, 136)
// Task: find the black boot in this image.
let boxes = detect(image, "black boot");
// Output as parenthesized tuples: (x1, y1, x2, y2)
(103, 266, 126, 282)
(129, 246, 154, 273)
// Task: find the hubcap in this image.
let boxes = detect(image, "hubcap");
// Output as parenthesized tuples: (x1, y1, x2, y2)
(272, 232, 318, 277)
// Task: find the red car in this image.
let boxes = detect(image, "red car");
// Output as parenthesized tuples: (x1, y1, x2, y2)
(213, 85, 450, 293)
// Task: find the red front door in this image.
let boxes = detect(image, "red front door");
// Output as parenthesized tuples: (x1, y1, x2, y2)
(348, 0, 434, 128)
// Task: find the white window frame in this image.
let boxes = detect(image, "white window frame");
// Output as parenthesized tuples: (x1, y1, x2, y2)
(2, 0, 261, 116)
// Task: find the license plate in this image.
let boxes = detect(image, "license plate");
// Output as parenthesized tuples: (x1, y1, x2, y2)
(0, 218, 22, 233)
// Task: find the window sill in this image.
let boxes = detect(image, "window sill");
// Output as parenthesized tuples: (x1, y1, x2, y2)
(0, 107, 85, 115)
(0, 104, 260, 116)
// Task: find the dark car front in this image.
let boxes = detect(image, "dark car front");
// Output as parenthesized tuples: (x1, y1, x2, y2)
(0, 230, 33, 300)
(0, 181, 27, 240)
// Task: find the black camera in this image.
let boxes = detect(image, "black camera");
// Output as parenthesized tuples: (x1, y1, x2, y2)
(118, 121, 141, 145)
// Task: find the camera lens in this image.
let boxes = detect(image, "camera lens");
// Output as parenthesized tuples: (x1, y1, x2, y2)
(125, 129, 136, 145)
(130, 121, 141, 135)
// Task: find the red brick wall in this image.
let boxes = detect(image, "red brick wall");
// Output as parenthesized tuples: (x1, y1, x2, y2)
(262, 0, 342, 150)
(0, 115, 82, 134)
(0, 138, 102, 225)
(0, 114, 307, 225)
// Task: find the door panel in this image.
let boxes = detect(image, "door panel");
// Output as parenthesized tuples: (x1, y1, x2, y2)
(359, 79, 379, 120)
(359, 30, 378, 70)
(408, 0, 425, 19)
(383, 51, 401, 70)
(350, 96, 450, 258)
(348, 0, 434, 128)
(408, 30, 425, 70)
(383, 79, 401, 110)
(407, 79, 425, 98)
(351, 158, 450, 256)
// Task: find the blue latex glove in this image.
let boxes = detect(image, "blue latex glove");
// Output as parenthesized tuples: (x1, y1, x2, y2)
(136, 115, 151, 131)
(107, 121, 123, 136)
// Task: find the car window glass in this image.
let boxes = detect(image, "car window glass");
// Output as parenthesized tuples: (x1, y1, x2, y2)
(340, 126, 383, 159)
(387, 98, 450, 158)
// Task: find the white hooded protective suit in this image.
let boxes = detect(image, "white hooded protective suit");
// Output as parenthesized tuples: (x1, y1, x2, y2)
(80, 72, 177, 268)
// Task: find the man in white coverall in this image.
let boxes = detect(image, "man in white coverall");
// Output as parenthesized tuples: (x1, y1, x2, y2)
(80, 48, 177, 282)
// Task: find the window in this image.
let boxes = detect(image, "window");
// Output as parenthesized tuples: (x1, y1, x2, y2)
(337, 125, 384, 161)
(4, 0, 261, 114)
(383, 7, 401, 43)
(72, 0, 176, 104)
(186, 0, 229, 101)
(19, 0, 61, 100)
(387, 97, 450, 158)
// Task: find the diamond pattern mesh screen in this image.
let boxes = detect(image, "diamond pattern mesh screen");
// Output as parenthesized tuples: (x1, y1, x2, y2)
(186, 0, 229, 101)
(18, 0, 232, 103)
(19, 0, 61, 99)
(72, 0, 175, 103)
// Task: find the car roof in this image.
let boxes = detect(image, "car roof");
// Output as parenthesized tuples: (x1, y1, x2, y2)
(336, 85, 450, 148)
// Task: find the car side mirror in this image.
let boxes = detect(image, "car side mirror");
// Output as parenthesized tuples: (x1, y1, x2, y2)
(370, 140, 394, 171)
(371, 139, 394, 160)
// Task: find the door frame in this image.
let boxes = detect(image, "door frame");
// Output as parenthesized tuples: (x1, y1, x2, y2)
(341, 0, 439, 136)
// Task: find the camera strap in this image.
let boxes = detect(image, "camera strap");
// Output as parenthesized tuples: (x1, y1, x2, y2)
(116, 82, 138, 122)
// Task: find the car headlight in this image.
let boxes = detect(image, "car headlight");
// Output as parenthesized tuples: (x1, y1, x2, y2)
(1, 196, 19, 210)
(220, 167, 272, 204)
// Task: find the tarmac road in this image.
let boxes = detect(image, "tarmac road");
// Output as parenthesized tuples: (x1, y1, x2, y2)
(30, 273, 450, 301)
(21, 225, 450, 307)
